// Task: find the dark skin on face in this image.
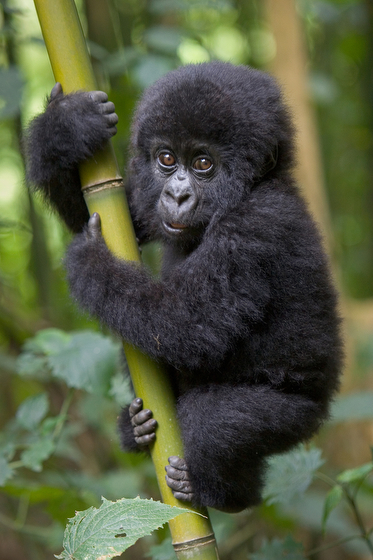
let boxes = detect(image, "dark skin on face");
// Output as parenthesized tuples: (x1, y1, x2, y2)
(155, 145, 215, 240)
(89, 212, 195, 503)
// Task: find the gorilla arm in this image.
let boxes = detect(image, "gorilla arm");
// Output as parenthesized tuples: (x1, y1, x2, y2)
(65, 213, 268, 372)
(25, 85, 118, 232)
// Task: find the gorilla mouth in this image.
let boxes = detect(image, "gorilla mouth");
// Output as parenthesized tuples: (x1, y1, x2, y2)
(162, 221, 188, 234)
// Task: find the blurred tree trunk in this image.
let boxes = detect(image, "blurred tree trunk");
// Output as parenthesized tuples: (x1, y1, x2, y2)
(84, 0, 123, 89)
(264, 0, 332, 248)
(363, 0, 373, 278)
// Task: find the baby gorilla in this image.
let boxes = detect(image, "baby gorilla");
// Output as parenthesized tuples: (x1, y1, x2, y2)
(25, 62, 343, 512)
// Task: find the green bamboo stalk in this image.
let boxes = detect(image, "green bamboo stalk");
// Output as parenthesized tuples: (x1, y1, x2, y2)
(32, 0, 219, 557)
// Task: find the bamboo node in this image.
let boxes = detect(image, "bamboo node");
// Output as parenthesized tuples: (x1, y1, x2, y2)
(81, 178, 124, 193)
(173, 533, 218, 552)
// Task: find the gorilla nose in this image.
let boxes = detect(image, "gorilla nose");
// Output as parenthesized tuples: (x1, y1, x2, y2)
(164, 181, 196, 210)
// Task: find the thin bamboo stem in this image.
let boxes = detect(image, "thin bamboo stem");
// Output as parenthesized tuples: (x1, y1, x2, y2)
(32, 0, 218, 556)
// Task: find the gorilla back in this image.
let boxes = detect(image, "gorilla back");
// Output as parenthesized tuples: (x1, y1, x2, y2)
(25, 62, 343, 512)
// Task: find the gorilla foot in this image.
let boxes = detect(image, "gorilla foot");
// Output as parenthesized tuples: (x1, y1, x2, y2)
(165, 456, 195, 503)
(129, 397, 157, 447)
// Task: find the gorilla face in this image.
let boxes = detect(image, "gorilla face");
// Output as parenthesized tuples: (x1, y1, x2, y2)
(153, 140, 220, 243)
(127, 62, 295, 247)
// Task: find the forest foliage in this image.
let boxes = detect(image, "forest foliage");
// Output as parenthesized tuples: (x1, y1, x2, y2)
(0, 0, 373, 559)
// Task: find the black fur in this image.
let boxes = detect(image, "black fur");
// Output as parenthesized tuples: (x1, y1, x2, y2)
(25, 62, 342, 512)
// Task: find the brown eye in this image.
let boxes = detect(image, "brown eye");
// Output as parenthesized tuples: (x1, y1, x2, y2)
(193, 157, 212, 171)
(158, 153, 175, 167)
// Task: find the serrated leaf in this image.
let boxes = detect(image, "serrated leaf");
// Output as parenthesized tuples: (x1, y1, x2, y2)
(337, 463, 373, 484)
(24, 328, 71, 355)
(16, 393, 49, 431)
(16, 353, 50, 379)
(18, 329, 121, 395)
(109, 372, 134, 406)
(250, 535, 305, 560)
(48, 331, 119, 394)
(0, 457, 13, 486)
(264, 446, 324, 505)
(21, 437, 55, 472)
(322, 485, 343, 533)
(55, 497, 194, 560)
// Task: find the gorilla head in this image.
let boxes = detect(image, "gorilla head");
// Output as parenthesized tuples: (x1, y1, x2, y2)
(127, 62, 295, 249)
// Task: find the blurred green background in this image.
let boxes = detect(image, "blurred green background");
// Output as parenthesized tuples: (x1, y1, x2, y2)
(0, 0, 373, 559)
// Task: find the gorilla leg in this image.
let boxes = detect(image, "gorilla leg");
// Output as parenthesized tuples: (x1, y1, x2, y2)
(176, 383, 323, 511)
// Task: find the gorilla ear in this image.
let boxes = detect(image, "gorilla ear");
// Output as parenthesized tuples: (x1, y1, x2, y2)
(256, 144, 278, 179)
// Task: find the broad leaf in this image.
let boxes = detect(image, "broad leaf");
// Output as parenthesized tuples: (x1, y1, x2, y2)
(16, 393, 49, 431)
(25, 328, 71, 354)
(17, 329, 122, 395)
(55, 497, 194, 560)
(21, 437, 56, 472)
(48, 331, 119, 394)
(264, 446, 324, 504)
(16, 353, 50, 379)
(322, 485, 343, 533)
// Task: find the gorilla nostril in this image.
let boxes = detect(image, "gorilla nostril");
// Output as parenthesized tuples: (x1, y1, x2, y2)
(176, 193, 190, 205)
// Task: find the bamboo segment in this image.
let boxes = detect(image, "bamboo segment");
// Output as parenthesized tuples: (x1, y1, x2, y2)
(33, 0, 218, 556)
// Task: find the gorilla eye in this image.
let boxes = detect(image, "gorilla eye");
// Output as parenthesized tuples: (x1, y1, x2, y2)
(193, 157, 212, 171)
(158, 152, 176, 167)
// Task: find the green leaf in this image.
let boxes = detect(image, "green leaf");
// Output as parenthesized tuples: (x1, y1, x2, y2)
(337, 462, 373, 484)
(55, 497, 194, 560)
(109, 372, 134, 406)
(16, 353, 50, 379)
(21, 437, 56, 472)
(0, 457, 13, 486)
(322, 485, 343, 533)
(18, 329, 121, 395)
(24, 328, 71, 355)
(16, 393, 49, 431)
(48, 332, 119, 394)
(250, 535, 305, 560)
(330, 392, 373, 423)
(264, 446, 324, 505)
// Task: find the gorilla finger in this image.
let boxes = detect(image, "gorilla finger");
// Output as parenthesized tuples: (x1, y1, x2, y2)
(100, 101, 116, 115)
(87, 213, 102, 239)
(165, 465, 190, 481)
(172, 491, 195, 503)
(129, 398, 143, 418)
(88, 91, 108, 103)
(50, 82, 62, 100)
(165, 476, 194, 494)
(107, 126, 117, 137)
(135, 432, 156, 447)
(131, 408, 153, 427)
(133, 418, 157, 436)
(105, 113, 119, 126)
(168, 456, 189, 471)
